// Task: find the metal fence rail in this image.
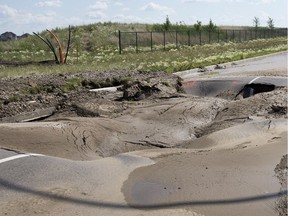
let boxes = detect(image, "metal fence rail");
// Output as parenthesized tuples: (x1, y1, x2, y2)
(118, 28, 288, 54)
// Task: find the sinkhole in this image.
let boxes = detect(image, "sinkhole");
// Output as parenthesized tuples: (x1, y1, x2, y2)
(241, 83, 276, 98)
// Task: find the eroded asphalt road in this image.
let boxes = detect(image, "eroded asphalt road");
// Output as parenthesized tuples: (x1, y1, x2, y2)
(182, 76, 287, 97)
(176, 51, 287, 80)
(177, 51, 287, 97)
(0, 51, 287, 216)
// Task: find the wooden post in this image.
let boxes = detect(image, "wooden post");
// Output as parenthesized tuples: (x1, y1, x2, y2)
(176, 31, 178, 48)
(239, 30, 241, 42)
(150, 31, 153, 51)
(118, 30, 122, 54)
(188, 30, 191, 46)
(163, 31, 166, 50)
(135, 32, 138, 53)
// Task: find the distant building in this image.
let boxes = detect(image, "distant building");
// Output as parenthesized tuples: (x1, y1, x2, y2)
(0, 32, 30, 41)
(0, 32, 17, 41)
(18, 33, 30, 39)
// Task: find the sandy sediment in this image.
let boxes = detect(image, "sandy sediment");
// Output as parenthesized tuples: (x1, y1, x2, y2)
(0, 53, 287, 215)
(122, 119, 287, 216)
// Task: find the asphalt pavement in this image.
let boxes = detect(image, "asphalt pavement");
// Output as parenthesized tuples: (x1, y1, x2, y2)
(177, 51, 287, 97)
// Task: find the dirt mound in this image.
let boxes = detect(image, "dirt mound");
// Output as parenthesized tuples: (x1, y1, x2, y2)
(274, 154, 288, 216)
(194, 87, 288, 138)
(121, 76, 183, 101)
(0, 70, 181, 121)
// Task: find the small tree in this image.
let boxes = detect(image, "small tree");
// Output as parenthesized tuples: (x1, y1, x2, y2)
(163, 15, 171, 31)
(207, 19, 217, 31)
(194, 20, 202, 31)
(267, 17, 274, 29)
(253, 17, 260, 29)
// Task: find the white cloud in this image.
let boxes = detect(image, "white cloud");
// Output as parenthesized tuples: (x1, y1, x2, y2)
(88, 11, 107, 19)
(182, 0, 219, 2)
(249, 0, 276, 5)
(114, 2, 124, 6)
(36, 0, 62, 8)
(122, 7, 130, 12)
(182, 0, 275, 3)
(12, 12, 58, 25)
(0, 4, 61, 34)
(141, 2, 175, 14)
(0, 4, 57, 24)
(0, 5, 18, 17)
(182, 0, 243, 2)
(87, 1, 109, 20)
(112, 14, 144, 23)
(89, 1, 109, 10)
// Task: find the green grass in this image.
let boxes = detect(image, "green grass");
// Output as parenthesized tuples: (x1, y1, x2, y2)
(0, 35, 287, 78)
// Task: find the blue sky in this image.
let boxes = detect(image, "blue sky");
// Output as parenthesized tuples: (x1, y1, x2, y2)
(0, 0, 287, 35)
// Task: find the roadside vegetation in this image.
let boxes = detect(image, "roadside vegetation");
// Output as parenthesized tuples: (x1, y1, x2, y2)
(0, 21, 287, 78)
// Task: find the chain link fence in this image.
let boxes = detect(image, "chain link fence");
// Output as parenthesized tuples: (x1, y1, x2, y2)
(118, 28, 288, 54)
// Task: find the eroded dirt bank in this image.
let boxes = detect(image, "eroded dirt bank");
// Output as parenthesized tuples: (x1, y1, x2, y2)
(0, 69, 287, 160)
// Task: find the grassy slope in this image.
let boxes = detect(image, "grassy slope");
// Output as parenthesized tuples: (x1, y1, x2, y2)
(0, 22, 287, 78)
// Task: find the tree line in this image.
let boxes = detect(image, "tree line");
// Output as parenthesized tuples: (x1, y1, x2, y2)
(148, 16, 277, 32)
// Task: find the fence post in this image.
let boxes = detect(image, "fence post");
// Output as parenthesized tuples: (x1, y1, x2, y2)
(150, 31, 153, 51)
(188, 30, 191, 46)
(176, 31, 178, 48)
(118, 30, 122, 54)
(135, 32, 138, 53)
(238, 30, 241, 42)
(163, 31, 166, 50)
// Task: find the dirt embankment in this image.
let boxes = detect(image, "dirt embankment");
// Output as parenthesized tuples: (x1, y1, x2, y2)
(0, 70, 182, 120)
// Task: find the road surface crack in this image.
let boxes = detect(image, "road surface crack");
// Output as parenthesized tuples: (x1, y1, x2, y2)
(125, 140, 170, 148)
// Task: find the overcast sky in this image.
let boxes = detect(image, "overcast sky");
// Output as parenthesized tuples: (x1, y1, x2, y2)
(0, 0, 287, 35)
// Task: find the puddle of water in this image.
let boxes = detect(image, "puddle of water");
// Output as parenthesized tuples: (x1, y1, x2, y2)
(128, 181, 184, 207)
